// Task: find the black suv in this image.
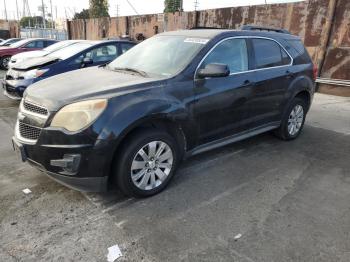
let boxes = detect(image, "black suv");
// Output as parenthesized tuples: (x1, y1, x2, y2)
(13, 27, 316, 197)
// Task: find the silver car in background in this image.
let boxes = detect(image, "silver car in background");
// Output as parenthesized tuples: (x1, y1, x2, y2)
(8, 40, 83, 68)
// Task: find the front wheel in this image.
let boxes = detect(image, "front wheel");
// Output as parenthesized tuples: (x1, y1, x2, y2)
(0, 56, 10, 70)
(113, 129, 179, 197)
(274, 97, 307, 140)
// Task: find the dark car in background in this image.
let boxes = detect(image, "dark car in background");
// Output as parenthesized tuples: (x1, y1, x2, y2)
(0, 38, 57, 69)
(0, 38, 22, 47)
(3, 40, 135, 99)
(12, 27, 315, 197)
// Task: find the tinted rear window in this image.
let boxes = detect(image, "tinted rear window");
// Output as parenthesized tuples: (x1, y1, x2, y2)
(285, 39, 311, 64)
(252, 39, 291, 69)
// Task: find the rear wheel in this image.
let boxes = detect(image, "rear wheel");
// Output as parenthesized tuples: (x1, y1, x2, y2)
(274, 97, 307, 140)
(113, 129, 179, 197)
(0, 56, 10, 69)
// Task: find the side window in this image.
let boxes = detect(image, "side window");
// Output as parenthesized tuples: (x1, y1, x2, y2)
(92, 45, 118, 62)
(25, 41, 44, 48)
(44, 41, 55, 47)
(24, 41, 36, 48)
(201, 38, 248, 74)
(252, 39, 291, 69)
(120, 43, 134, 54)
(72, 45, 117, 65)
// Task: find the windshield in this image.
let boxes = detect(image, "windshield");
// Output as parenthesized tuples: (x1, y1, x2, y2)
(10, 39, 30, 48)
(43, 41, 75, 52)
(47, 42, 92, 59)
(108, 35, 208, 77)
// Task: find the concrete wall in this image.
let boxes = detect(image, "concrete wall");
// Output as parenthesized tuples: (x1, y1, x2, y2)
(67, 0, 350, 96)
(0, 20, 20, 38)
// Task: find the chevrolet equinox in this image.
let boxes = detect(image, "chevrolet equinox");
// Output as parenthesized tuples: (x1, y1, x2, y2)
(13, 27, 316, 197)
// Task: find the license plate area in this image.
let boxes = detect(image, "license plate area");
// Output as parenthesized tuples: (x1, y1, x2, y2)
(12, 138, 27, 162)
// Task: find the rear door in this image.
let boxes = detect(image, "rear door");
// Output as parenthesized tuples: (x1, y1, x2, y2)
(245, 38, 293, 129)
(194, 37, 256, 144)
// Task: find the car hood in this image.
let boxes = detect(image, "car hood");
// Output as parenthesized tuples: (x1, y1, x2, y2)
(12, 50, 48, 61)
(12, 56, 59, 70)
(25, 66, 164, 111)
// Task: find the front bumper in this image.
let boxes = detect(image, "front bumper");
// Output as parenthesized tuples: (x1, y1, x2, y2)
(12, 131, 112, 192)
(2, 78, 34, 99)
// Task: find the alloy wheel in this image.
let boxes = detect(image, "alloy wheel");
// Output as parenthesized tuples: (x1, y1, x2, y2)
(130, 141, 173, 191)
(288, 104, 304, 136)
(2, 57, 10, 69)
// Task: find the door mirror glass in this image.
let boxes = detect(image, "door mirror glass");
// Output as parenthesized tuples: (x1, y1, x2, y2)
(197, 63, 230, 78)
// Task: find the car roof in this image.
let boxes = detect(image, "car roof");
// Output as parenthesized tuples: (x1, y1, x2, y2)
(159, 29, 300, 41)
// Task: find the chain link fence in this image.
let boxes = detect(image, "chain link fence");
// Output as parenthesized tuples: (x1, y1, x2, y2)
(20, 28, 68, 40)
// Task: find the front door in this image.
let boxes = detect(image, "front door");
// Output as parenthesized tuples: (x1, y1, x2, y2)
(193, 38, 255, 144)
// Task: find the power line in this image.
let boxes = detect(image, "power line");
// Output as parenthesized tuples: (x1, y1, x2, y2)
(126, 0, 139, 15)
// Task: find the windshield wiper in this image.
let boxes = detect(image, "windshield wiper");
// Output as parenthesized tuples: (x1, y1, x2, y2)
(113, 67, 148, 77)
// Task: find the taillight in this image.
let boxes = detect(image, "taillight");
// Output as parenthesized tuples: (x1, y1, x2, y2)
(313, 65, 318, 81)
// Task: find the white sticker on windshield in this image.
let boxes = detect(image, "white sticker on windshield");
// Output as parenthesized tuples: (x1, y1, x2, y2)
(184, 38, 209, 44)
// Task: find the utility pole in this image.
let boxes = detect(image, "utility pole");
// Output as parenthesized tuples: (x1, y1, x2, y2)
(116, 3, 119, 17)
(3, 0, 8, 21)
(15, 0, 20, 20)
(41, 0, 46, 29)
(194, 0, 199, 11)
(50, 0, 54, 28)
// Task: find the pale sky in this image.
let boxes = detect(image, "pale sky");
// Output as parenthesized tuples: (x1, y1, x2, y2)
(0, 0, 304, 20)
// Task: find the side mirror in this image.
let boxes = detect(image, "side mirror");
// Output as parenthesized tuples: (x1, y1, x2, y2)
(197, 63, 230, 78)
(81, 57, 93, 67)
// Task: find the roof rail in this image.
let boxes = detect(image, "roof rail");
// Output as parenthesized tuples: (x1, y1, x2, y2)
(190, 26, 222, 30)
(241, 25, 290, 34)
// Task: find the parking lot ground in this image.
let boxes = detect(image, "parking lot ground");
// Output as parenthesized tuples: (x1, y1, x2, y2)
(0, 68, 349, 262)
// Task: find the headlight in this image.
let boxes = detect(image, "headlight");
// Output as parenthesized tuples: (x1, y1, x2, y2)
(23, 68, 49, 79)
(50, 99, 108, 132)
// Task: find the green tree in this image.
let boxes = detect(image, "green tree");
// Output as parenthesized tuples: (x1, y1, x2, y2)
(164, 0, 183, 13)
(73, 9, 90, 20)
(89, 0, 110, 18)
(20, 16, 53, 28)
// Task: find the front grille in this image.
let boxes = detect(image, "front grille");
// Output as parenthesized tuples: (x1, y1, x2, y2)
(18, 121, 41, 141)
(23, 101, 48, 116)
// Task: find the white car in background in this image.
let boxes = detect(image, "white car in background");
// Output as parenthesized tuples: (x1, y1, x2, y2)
(8, 40, 83, 68)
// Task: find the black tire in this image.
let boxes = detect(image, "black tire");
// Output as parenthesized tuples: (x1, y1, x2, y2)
(0, 56, 10, 70)
(274, 97, 307, 140)
(113, 128, 180, 197)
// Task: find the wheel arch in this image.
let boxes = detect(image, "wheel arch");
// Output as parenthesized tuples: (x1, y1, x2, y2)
(105, 115, 188, 183)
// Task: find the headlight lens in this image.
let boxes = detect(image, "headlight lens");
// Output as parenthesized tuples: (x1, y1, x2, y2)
(50, 99, 107, 132)
(23, 68, 49, 79)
